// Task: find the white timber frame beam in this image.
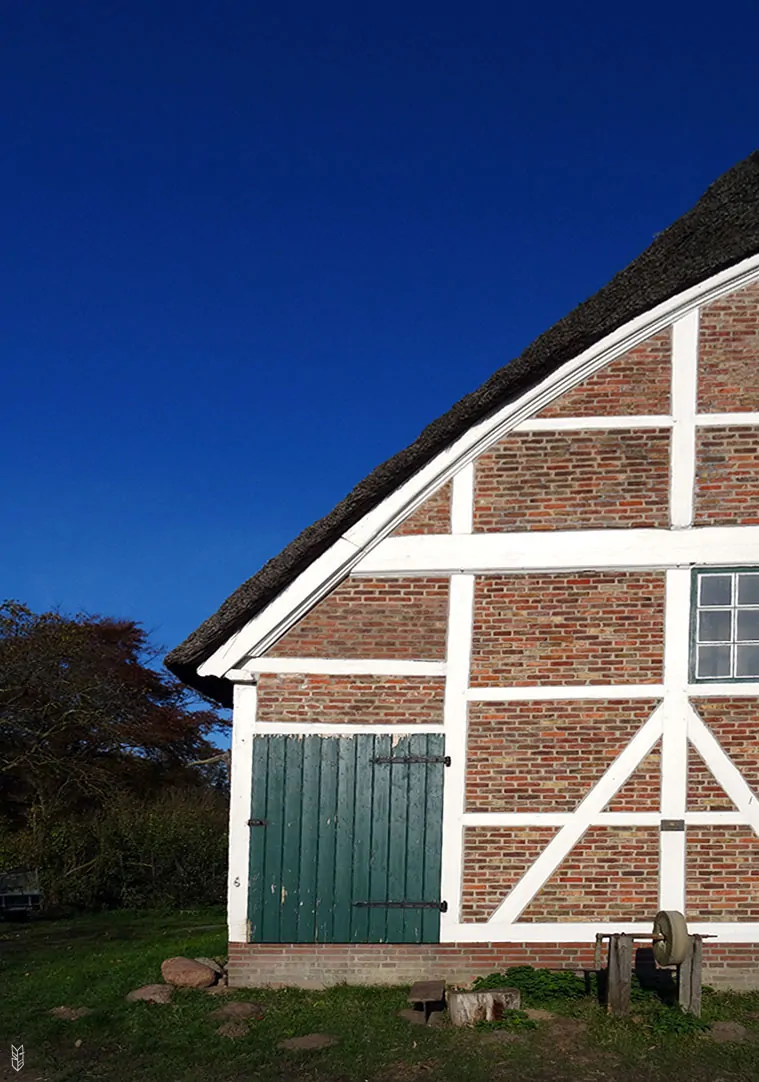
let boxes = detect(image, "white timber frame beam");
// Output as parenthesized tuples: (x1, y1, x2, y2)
(353, 525, 759, 576)
(228, 683, 256, 943)
(669, 310, 699, 528)
(231, 658, 446, 677)
(198, 255, 759, 678)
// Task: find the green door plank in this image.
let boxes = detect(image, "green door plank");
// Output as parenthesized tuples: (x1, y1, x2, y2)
(332, 737, 357, 941)
(278, 737, 305, 942)
(350, 735, 375, 942)
(315, 736, 339, 942)
(386, 735, 411, 943)
(368, 734, 392, 943)
(247, 731, 446, 945)
(297, 735, 322, 942)
(403, 732, 430, 943)
(248, 736, 270, 941)
(260, 736, 286, 943)
(422, 734, 445, 943)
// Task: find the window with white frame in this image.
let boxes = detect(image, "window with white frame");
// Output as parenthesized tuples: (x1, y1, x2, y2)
(692, 569, 759, 681)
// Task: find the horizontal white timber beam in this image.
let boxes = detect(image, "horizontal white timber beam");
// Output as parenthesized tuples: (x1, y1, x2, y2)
(687, 682, 759, 697)
(696, 413, 759, 427)
(468, 684, 663, 701)
(463, 811, 748, 826)
(231, 658, 446, 677)
(249, 722, 445, 735)
(354, 526, 759, 576)
(442, 922, 759, 944)
(515, 415, 673, 431)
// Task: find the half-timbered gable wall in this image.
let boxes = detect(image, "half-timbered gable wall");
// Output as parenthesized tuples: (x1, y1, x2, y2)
(216, 262, 759, 990)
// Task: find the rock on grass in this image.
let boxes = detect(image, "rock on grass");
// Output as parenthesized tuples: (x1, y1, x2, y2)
(161, 957, 216, 988)
(278, 1033, 337, 1051)
(126, 985, 173, 1004)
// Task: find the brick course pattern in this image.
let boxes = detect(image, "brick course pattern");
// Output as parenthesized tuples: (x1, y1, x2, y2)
(470, 572, 666, 686)
(687, 746, 732, 810)
(521, 828, 659, 923)
(390, 482, 451, 536)
(266, 577, 449, 659)
(686, 826, 759, 921)
(465, 700, 661, 812)
(473, 430, 670, 532)
(227, 940, 759, 990)
(539, 330, 671, 417)
(461, 827, 556, 921)
(689, 699, 759, 808)
(694, 427, 759, 526)
(257, 673, 445, 725)
(698, 279, 759, 412)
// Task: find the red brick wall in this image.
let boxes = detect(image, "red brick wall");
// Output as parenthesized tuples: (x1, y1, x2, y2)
(521, 828, 659, 922)
(465, 700, 661, 812)
(473, 430, 670, 532)
(688, 747, 732, 810)
(694, 427, 759, 525)
(266, 577, 449, 659)
(690, 699, 759, 801)
(390, 482, 451, 536)
(460, 827, 557, 922)
(539, 330, 671, 417)
(687, 826, 759, 921)
(228, 940, 759, 991)
(698, 279, 759, 412)
(608, 749, 661, 812)
(257, 673, 445, 725)
(470, 573, 666, 686)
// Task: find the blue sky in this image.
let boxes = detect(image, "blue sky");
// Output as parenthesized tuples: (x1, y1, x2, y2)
(3, 1, 759, 687)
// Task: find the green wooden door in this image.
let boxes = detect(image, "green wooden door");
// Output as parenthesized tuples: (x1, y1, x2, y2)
(247, 733, 446, 943)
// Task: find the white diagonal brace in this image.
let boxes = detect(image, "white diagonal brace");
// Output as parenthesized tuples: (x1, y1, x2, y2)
(687, 706, 759, 838)
(488, 705, 664, 923)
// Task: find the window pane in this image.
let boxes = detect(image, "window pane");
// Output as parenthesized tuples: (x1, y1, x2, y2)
(699, 574, 732, 606)
(737, 610, 759, 642)
(697, 644, 731, 678)
(698, 609, 732, 642)
(738, 574, 759, 605)
(736, 645, 759, 677)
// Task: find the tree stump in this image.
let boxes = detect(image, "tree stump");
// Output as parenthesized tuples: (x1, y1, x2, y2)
(448, 988, 520, 1026)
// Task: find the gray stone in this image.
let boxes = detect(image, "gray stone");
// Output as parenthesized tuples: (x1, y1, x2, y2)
(216, 1021, 249, 1039)
(210, 1001, 265, 1021)
(126, 984, 173, 1004)
(194, 956, 225, 975)
(278, 1033, 337, 1051)
(427, 1010, 447, 1027)
(709, 1020, 748, 1044)
(49, 1007, 92, 1020)
(398, 1008, 427, 1025)
(161, 956, 216, 988)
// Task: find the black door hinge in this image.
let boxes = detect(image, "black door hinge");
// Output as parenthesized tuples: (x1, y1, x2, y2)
(247, 819, 268, 827)
(371, 755, 451, 766)
(353, 900, 448, 912)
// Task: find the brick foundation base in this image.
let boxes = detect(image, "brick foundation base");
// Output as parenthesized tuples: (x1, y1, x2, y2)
(228, 941, 759, 991)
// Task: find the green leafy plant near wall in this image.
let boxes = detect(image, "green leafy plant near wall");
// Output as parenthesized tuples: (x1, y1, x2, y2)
(472, 965, 588, 1005)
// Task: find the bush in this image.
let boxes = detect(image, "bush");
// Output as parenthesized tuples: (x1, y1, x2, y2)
(0, 787, 228, 911)
(472, 966, 587, 1004)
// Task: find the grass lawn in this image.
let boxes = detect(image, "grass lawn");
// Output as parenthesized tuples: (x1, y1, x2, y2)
(2, 909, 759, 1081)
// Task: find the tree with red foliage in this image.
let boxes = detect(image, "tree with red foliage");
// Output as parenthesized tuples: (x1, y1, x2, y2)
(0, 601, 229, 827)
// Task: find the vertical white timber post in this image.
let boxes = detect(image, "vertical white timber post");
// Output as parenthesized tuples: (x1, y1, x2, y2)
(440, 463, 475, 938)
(228, 682, 256, 943)
(669, 308, 699, 528)
(660, 307, 699, 912)
(660, 571, 691, 912)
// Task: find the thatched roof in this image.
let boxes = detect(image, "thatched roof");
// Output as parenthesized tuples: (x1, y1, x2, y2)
(166, 152, 759, 705)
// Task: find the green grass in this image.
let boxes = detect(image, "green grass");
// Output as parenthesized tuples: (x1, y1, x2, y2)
(2, 912, 759, 1081)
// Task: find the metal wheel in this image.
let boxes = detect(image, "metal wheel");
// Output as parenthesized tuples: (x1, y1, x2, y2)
(652, 910, 689, 966)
